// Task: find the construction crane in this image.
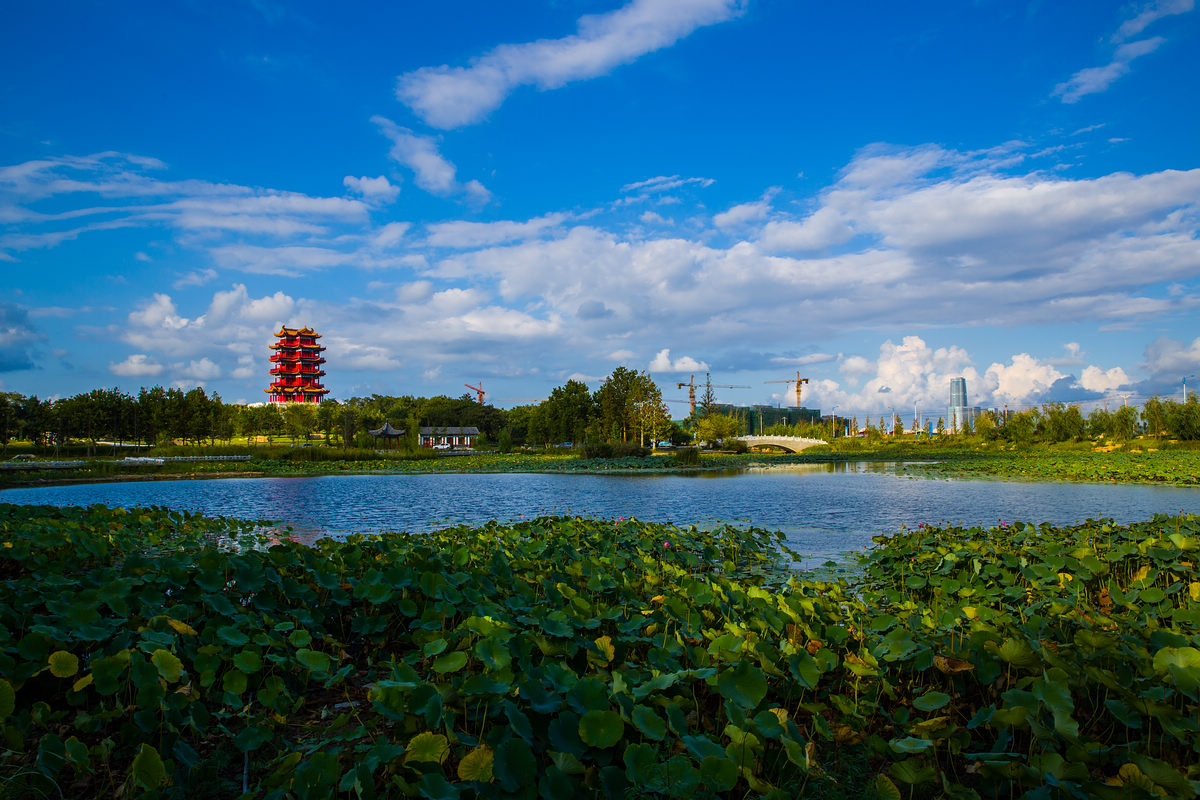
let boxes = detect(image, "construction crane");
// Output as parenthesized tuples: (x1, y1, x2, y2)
(464, 382, 485, 404)
(676, 373, 751, 413)
(764, 371, 810, 408)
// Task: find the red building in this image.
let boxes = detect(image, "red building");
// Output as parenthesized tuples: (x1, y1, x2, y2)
(266, 326, 328, 403)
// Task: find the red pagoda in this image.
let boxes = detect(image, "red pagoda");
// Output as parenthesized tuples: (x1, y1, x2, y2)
(266, 326, 328, 403)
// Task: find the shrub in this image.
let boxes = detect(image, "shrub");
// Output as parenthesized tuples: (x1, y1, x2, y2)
(671, 446, 701, 466)
(580, 441, 650, 459)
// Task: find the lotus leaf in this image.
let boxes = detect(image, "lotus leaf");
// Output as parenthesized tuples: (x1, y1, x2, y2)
(494, 738, 536, 792)
(912, 690, 951, 712)
(433, 651, 468, 674)
(47, 651, 78, 678)
(579, 709, 624, 748)
(404, 732, 449, 765)
(717, 660, 767, 709)
(130, 743, 166, 790)
(457, 746, 494, 782)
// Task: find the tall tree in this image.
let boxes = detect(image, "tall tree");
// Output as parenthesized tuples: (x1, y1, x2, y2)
(594, 367, 659, 443)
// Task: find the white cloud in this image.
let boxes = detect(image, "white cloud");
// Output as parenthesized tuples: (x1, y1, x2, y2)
(1142, 335, 1200, 375)
(1053, 37, 1165, 103)
(648, 348, 709, 373)
(208, 284, 295, 324)
(621, 174, 716, 194)
(1113, 0, 1194, 41)
(983, 354, 1066, 407)
(425, 213, 568, 248)
(109, 354, 163, 377)
(343, 175, 400, 203)
(182, 357, 221, 380)
(129, 294, 189, 330)
(395, 0, 745, 128)
(372, 221, 411, 250)
(173, 268, 218, 288)
(713, 196, 772, 232)
(372, 116, 489, 202)
(1080, 365, 1132, 393)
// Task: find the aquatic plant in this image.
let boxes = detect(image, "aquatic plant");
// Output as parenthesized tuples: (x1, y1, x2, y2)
(1, 503, 1197, 797)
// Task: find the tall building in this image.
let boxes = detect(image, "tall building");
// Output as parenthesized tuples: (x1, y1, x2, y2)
(266, 326, 328, 403)
(948, 377, 968, 433)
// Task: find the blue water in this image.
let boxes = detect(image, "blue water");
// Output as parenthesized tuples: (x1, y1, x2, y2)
(4, 463, 1199, 564)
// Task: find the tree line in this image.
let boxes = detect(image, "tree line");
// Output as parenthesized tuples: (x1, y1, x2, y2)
(0, 366, 681, 454)
(6, 379, 1196, 455)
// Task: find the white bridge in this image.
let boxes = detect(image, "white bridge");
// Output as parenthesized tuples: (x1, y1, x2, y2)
(735, 435, 827, 453)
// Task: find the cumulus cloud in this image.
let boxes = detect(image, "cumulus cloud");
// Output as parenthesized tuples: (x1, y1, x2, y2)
(1142, 335, 1200, 376)
(713, 195, 773, 232)
(983, 354, 1066, 407)
(372, 117, 489, 203)
(395, 0, 745, 128)
(129, 294, 190, 330)
(181, 357, 221, 381)
(1079, 365, 1132, 393)
(343, 174, 400, 203)
(109, 354, 164, 377)
(648, 348, 709, 373)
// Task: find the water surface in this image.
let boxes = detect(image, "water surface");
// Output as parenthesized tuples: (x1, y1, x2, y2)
(6, 463, 1199, 564)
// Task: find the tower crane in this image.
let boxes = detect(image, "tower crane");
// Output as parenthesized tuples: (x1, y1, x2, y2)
(464, 382, 485, 404)
(676, 373, 751, 413)
(764, 371, 810, 408)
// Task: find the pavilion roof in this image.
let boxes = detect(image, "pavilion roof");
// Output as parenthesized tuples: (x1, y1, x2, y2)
(367, 422, 406, 437)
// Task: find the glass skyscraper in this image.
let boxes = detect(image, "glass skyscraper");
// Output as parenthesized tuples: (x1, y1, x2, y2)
(949, 377, 968, 433)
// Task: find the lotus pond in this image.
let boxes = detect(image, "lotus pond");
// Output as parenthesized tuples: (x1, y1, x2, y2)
(2, 503, 1199, 799)
(7, 466, 1200, 568)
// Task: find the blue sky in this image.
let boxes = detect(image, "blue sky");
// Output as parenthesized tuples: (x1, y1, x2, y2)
(2, 0, 1198, 423)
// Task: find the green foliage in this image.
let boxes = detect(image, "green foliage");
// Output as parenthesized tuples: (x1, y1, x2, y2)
(4, 501, 1199, 797)
(579, 441, 650, 459)
(694, 412, 741, 447)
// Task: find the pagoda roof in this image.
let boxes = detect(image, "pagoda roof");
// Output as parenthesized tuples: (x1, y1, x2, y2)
(367, 421, 406, 437)
(273, 326, 322, 338)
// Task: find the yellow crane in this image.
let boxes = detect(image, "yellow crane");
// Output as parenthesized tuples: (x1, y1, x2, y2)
(764, 371, 810, 408)
(676, 373, 751, 413)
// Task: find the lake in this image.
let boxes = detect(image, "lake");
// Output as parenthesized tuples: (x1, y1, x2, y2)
(5, 462, 1200, 565)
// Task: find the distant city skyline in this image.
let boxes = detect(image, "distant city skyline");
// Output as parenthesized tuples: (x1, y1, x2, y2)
(2, 1, 1198, 415)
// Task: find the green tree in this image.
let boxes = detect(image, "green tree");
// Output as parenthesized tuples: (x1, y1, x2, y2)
(539, 380, 595, 445)
(283, 402, 318, 441)
(694, 412, 740, 447)
(1002, 409, 1038, 445)
(316, 400, 340, 443)
(339, 405, 360, 450)
(594, 367, 659, 443)
(0, 392, 19, 455)
(1111, 405, 1139, 440)
(1167, 397, 1200, 440)
(1143, 396, 1168, 438)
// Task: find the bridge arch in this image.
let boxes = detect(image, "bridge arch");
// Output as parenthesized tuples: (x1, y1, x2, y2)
(735, 435, 827, 453)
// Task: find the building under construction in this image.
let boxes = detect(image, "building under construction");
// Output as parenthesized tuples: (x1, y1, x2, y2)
(702, 404, 822, 435)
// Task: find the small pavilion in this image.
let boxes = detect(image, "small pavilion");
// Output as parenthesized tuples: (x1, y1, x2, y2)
(367, 421, 406, 449)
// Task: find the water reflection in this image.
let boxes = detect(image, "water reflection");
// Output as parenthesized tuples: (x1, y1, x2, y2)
(5, 466, 1199, 567)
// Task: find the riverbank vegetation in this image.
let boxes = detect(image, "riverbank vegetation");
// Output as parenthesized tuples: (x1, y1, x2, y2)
(1, 504, 1197, 798)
